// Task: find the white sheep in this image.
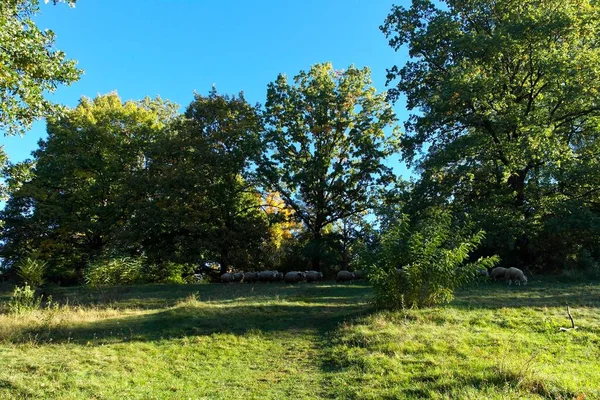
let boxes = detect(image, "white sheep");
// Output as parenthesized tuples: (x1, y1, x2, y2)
(490, 267, 508, 281)
(284, 271, 306, 283)
(243, 272, 259, 283)
(506, 267, 528, 285)
(336, 270, 355, 283)
(305, 270, 323, 283)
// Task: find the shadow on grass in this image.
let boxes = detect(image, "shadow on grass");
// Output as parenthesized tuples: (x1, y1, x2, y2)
(7, 284, 374, 346)
(44, 282, 371, 310)
(453, 280, 600, 309)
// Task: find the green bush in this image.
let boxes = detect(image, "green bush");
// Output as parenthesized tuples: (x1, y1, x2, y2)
(142, 262, 195, 284)
(367, 212, 499, 308)
(84, 257, 143, 286)
(8, 283, 42, 314)
(16, 257, 47, 288)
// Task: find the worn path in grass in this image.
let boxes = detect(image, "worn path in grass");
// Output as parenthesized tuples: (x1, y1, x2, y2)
(1, 279, 599, 399)
(0, 283, 372, 399)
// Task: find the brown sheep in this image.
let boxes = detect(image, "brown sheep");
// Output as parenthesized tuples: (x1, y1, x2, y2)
(336, 270, 355, 283)
(506, 267, 528, 285)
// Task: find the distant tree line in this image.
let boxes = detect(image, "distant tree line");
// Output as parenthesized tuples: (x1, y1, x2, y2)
(1, 0, 599, 286)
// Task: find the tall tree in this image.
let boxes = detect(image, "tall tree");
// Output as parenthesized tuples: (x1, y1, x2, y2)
(0, 93, 176, 281)
(262, 63, 399, 270)
(382, 0, 600, 269)
(134, 90, 267, 273)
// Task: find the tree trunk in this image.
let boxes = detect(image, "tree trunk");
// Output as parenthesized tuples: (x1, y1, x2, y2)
(219, 249, 229, 275)
(311, 230, 322, 271)
(508, 168, 533, 266)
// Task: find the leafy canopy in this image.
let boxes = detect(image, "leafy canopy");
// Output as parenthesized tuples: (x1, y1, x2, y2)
(262, 62, 400, 268)
(381, 0, 600, 268)
(0, 0, 81, 136)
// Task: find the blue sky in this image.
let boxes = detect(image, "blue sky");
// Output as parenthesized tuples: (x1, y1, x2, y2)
(1, 0, 412, 176)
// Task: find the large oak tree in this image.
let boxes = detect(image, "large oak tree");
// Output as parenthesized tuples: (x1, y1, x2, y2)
(261, 63, 399, 270)
(382, 0, 600, 269)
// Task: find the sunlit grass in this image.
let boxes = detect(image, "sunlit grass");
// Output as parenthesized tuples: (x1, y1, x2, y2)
(0, 280, 598, 399)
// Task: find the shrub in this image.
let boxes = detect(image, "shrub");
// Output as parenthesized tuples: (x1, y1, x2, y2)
(367, 211, 499, 308)
(16, 257, 47, 288)
(84, 257, 143, 286)
(8, 283, 42, 314)
(141, 262, 193, 284)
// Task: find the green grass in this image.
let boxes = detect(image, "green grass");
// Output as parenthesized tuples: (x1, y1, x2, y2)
(0, 279, 598, 399)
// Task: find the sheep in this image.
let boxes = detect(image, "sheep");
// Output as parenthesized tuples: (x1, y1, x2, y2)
(243, 272, 259, 283)
(490, 267, 508, 281)
(305, 270, 323, 283)
(258, 270, 278, 282)
(336, 270, 355, 283)
(277, 272, 284, 281)
(284, 271, 306, 283)
(354, 270, 366, 280)
(232, 272, 244, 283)
(506, 267, 528, 285)
(220, 273, 235, 283)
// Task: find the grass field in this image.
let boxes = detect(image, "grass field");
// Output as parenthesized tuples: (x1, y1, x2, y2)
(0, 278, 599, 399)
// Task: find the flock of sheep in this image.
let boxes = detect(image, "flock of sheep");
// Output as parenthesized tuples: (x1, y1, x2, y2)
(219, 269, 366, 284)
(216, 267, 526, 285)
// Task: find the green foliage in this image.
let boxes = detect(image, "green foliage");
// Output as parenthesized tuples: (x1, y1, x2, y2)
(140, 262, 195, 285)
(1, 281, 599, 398)
(84, 257, 143, 286)
(8, 283, 41, 314)
(382, 0, 600, 270)
(0, 93, 178, 282)
(0, 0, 81, 137)
(262, 62, 400, 269)
(367, 211, 498, 308)
(15, 257, 47, 288)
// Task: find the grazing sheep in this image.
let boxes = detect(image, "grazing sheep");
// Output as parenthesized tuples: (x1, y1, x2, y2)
(305, 270, 323, 283)
(478, 268, 490, 278)
(258, 270, 278, 282)
(354, 270, 366, 280)
(490, 267, 508, 281)
(284, 271, 306, 283)
(336, 270, 355, 283)
(243, 272, 259, 283)
(220, 273, 235, 283)
(506, 267, 528, 285)
(232, 272, 244, 283)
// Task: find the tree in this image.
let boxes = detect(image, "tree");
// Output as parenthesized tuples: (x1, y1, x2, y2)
(262, 63, 400, 270)
(0, 93, 176, 282)
(133, 90, 268, 273)
(382, 0, 600, 269)
(0, 0, 81, 136)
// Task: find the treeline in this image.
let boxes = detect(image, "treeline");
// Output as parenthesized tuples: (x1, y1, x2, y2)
(2, 1, 600, 286)
(1, 65, 398, 283)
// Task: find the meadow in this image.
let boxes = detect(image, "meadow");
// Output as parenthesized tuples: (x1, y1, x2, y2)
(0, 278, 598, 399)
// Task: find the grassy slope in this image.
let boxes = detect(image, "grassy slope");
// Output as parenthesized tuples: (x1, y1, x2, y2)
(0, 279, 598, 399)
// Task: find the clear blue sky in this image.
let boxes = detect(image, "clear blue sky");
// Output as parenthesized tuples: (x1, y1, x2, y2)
(1, 0, 412, 177)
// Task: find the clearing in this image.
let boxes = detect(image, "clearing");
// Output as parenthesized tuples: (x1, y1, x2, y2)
(0, 279, 598, 399)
